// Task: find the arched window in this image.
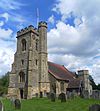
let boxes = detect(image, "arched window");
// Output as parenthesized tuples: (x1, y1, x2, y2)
(22, 39, 26, 51)
(19, 71, 25, 82)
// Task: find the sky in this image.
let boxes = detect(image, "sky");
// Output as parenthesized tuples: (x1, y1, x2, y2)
(0, 0, 100, 84)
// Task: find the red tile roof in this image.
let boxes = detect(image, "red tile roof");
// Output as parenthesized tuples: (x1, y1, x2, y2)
(48, 61, 75, 81)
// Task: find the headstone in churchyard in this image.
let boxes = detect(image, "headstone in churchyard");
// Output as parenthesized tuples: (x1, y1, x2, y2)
(40, 92, 43, 98)
(14, 99, 21, 110)
(92, 90, 95, 99)
(35, 93, 38, 98)
(99, 91, 100, 99)
(83, 90, 89, 99)
(10, 96, 15, 106)
(89, 104, 100, 111)
(66, 91, 71, 99)
(92, 90, 100, 99)
(46, 92, 50, 99)
(59, 93, 66, 102)
(94, 91, 99, 99)
(0, 100, 3, 111)
(50, 93, 56, 102)
(71, 90, 76, 99)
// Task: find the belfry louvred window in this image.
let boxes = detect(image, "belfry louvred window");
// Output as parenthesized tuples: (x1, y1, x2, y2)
(19, 71, 25, 82)
(22, 39, 26, 51)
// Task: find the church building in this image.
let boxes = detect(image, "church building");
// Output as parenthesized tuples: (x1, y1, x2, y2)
(8, 21, 92, 99)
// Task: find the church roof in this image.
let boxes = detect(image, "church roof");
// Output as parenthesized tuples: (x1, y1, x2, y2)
(48, 61, 75, 81)
(67, 77, 83, 89)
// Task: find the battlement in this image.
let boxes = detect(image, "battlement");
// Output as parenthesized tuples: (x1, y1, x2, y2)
(17, 25, 38, 37)
(38, 21, 47, 28)
(78, 70, 89, 75)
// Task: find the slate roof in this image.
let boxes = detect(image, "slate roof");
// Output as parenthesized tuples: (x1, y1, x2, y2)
(67, 77, 83, 89)
(48, 61, 75, 82)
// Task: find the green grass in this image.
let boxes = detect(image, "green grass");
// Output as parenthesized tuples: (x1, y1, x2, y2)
(1, 97, 100, 111)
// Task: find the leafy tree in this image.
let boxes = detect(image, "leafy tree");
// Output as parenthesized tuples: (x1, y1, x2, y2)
(89, 75, 100, 90)
(96, 84, 100, 90)
(0, 72, 9, 96)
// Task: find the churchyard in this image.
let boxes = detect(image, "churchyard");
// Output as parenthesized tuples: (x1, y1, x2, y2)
(0, 97, 100, 111)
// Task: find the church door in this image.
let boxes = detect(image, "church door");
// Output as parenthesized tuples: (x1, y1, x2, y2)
(20, 89, 24, 99)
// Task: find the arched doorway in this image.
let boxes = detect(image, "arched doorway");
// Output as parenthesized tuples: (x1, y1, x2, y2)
(20, 88, 24, 99)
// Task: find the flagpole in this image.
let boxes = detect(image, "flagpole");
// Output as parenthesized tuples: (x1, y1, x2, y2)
(37, 8, 39, 27)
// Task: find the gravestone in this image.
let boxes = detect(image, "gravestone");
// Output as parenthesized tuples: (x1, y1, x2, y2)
(0, 100, 3, 111)
(66, 91, 71, 99)
(89, 104, 100, 111)
(50, 93, 56, 102)
(95, 91, 99, 99)
(14, 99, 21, 110)
(35, 93, 38, 98)
(92, 90, 95, 99)
(83, 90, 89, 99)
(40, 92, 43, 98)
(46, 92, 50, 99)
(59, 93, 66, 102)
(10, 97, 15, 106)
(92, 90, 100, 100)
(99, 91, 100, 99)
(71, 90, 76, 99)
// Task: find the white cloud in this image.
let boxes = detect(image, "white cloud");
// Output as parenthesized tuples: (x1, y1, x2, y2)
(0, 19, 15, 76)
(0, 12, 10, 27)
(0, 13, 9, 22)
(48, 15, 55, 24)
(0, 28, 13, 39)
(0, 45, 15, 76)
(48, 0, 100, 84)
(0, 0, 25, 10)
(0, 21, 4, 26)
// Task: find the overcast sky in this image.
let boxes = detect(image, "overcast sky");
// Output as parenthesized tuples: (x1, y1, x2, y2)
(0, 0, 100, 84)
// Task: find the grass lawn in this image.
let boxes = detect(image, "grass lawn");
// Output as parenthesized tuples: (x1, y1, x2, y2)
(2, 97, 100, 111)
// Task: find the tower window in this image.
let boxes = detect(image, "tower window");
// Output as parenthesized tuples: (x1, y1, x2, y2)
(19, 71, 25, 82)
(21, 60, 24, 65)
(36, 59, 38, 65)
(22, 39, 26, 51)
(36, 39, 38, 51)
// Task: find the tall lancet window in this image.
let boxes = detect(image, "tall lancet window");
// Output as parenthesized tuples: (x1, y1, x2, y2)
(19, 71, 25, 82)
(22, 39, 26, 51)
(36, 39, 38, 51)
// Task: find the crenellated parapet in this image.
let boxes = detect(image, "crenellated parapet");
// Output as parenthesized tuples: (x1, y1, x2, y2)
(38, 21, 47, 28)
(17, 25, 39, 37)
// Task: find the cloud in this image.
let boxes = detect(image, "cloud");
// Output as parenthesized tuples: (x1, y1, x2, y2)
(0, 15, 15, 76)
(48, 15, 55, 24)
(0, 12, 10, 27)
(0, 13, 9, 22)
(0, 28, 13, 39)
(0, 44, 15, 76)
(0, 0, 25, 10)
(0, 21, 4, 26)
(48, 21, 99, 57)
(48, 0, 100, 84)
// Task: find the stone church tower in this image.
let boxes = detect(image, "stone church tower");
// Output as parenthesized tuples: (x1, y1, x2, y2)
(8, 22, 50, 99)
